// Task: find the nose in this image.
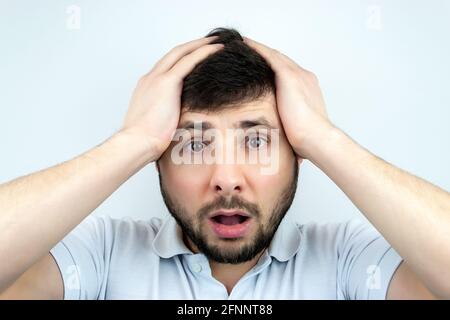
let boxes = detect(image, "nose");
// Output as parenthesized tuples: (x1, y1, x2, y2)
(209, 164, 245, 196)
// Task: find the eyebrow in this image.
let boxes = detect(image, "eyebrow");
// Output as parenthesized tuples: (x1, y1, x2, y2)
(237, 117, 277, 129)
(178, 121, 213, 130)
(177, 116, 277, 130)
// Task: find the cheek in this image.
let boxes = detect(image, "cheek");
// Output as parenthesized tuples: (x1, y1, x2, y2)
(244, 166, 287, 212)
(245, 148, 296, 212)
(159, 159, 210, 213)
(177, 170, 204, 196)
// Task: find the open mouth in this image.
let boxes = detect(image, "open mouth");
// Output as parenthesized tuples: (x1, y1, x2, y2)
(208, 211, 252, 238)
(210, 214, 250, 225)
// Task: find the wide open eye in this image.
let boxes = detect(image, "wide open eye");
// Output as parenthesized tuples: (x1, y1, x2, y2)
(246, 135, 268, 149)
(184, 140, 207, 153)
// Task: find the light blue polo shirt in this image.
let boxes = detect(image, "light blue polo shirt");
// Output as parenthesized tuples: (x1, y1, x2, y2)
(49, 213, 403, 300)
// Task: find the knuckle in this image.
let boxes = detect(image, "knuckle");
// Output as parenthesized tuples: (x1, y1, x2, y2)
(160, 72, 176, 84)
(269, 48, 280, 59)
(171, 44, 182, 52)
(308, 71, 318, 82)
(139, 71, 157, 83)
(137, 75, 148, 86)
(271, 48, 281, 55)
(280, 65, 296, 75)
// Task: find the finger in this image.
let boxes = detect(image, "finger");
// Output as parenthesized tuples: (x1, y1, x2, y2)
(168, 43, 224, 78)
(152, 36, 220, 75)
(243, 36, 300, 72)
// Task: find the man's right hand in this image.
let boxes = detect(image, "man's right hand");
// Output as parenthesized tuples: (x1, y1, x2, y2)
(0, 35, 223, 298)
(121, 36, 224, 161)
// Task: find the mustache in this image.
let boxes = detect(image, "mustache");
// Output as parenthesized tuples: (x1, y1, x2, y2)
(198, 195, 261, 219)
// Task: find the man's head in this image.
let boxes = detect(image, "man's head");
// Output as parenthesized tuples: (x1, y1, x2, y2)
(157, 28, 299, 264)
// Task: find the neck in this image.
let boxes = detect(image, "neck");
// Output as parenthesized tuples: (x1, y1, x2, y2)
(183, 233, 265, 294)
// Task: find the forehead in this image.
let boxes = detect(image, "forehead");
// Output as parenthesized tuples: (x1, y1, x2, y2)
(179, 94, 280, 128)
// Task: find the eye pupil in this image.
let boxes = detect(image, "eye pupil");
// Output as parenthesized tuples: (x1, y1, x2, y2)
(191, 141, 204, 152)
(249, 137, 263, 148)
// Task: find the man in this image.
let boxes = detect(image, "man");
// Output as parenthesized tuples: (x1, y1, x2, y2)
(0, 28, 449, 299)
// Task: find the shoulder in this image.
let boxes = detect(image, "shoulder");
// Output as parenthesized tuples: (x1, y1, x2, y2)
(73, 214, 164, 248)
(297, 219, 381, 254)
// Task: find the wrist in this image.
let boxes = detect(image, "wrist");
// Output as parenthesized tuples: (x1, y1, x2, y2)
(113, 128, 163, 165)
(294, 121, 341, 160)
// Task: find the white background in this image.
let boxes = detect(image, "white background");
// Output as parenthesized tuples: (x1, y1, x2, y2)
(1, 0, 449, 224)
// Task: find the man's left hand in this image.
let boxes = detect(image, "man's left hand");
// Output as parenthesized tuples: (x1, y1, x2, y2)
(244, 36, 334, 160)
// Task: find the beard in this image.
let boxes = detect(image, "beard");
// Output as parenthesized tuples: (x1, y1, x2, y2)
(158, 161, 298, 264)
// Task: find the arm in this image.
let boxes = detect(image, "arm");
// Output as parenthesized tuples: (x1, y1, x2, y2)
(0, 36, 223, 297)
(244, 36, 450, 299)
(306, 124, 450, 299)
(0, 130, 153, 297)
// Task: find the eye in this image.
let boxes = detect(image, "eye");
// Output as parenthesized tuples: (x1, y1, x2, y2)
(184, 140, 207, 153)
(246, 135, 268, 149)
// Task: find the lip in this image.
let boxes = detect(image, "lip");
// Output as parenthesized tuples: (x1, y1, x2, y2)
(207, 209, 252, 238)
(208, 210, 251, 219)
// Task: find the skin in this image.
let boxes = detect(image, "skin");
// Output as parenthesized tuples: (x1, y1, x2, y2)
(243, 37, 450, 299)
(0, 36, 225, 298)
(0, 34, 449, 299)
(158, 96, 298, 293)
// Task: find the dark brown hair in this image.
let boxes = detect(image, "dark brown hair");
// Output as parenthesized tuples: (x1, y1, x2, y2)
(181, 27, 275, 112)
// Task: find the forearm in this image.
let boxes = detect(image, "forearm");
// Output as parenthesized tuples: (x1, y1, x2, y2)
(305, 125, 450, 297)
(0, 130, 155, 291)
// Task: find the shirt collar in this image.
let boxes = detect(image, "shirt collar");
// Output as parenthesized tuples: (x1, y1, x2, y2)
(152, 213, 301, 262)
(151, 215, 193, 258)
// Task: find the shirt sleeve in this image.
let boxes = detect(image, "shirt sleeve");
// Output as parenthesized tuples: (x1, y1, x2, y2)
(336, 219, 404, 300)
(49, 215, 110, 300)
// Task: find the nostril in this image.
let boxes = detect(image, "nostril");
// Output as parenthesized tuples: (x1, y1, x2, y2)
(213, 184, 241, 193)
